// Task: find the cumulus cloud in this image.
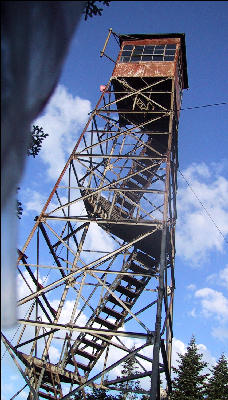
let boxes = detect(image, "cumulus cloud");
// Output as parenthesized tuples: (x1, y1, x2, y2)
(187, 284, 196, 291)
(22, 189, 47, 215)
(212, 326, 228, 341)
(194, 285, 228, 341)
(171, 337, 215, 372)
(219, 265, 228, 290)
(83, 222, 116, 258)
(206, 265, 228, 290)
(49, 345, 61, 363)
(19, 390, 29, 399)
(171, 337, 187, 368)
(195, 287, 228, 319)
(35, 84, 91, 182)
(176, 162, 228, 264)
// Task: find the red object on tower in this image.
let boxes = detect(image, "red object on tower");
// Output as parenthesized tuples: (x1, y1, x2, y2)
(100, 84, 106, 92)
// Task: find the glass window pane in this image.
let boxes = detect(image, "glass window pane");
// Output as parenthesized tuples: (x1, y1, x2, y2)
(154, 49, 164, 55)
(122, 50, 131, 57)
(146, 45, 154, 50)
(123, 45, 133, 50)
(144, 48, 154, 54)
(142, 55, 153, 61)
(164, 55, 175, 61)
(120, 56, 130, 62)
(135, 45, 143, 51)
(131, 55, 141, 62)
(165, 49, 176, 56)
(156, 45, 165, 50)
(166, 44, 176, 50)
(153, 55, 163, 61)
(133, 48, 143, 55)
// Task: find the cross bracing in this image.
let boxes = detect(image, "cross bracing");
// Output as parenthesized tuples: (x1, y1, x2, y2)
(3, 70, 181, 399)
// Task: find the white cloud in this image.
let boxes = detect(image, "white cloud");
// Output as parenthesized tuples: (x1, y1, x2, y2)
(206, 265, 228, 290)
(219, 265, 228, 290)
(2, 382, 14, 393)
(189, 308, 197, 317)
(23, 189, 46, 215)
(211, 326, 228, 341)
(50, 299, 87, 326)
(187, 284, 196, 291)
(176, 162, 228, 264)
(171, 338, 186, 368)
(19, 391, 29, 399)
(195, 287, 228, 319)
(49, 345, 60, 363)
(84, 222, 116, 256)
(35, 84, 91, 181)
(171, 337, 215, 373)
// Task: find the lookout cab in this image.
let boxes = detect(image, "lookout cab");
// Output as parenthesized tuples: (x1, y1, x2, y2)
(112, 33, 188, 139)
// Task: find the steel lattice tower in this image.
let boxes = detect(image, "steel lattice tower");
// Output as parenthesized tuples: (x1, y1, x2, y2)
(2, 32, 188, 400)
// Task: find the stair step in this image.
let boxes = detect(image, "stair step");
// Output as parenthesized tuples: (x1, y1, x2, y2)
(136, 158, 151, 168)
(107, 294, 132, 309)
(124, 191, 139, 203)
(131, 173, 148, 187)
(135, 161, 157, 177)
(94, 316, 117, 330)
(40, 383, 61, 394)
(116, 284, 138, 298)
(115, 196, 134, 211)
(111, 205, 129, 219)
(122, 275, 144, 289)
(102, 305, 125, 320)
(125, 180, 141, 190)
(129, 261, 149, 275)
(38, 392, 56, 400)
(136, 251, 156, 268)
(67, 358, 90, 371)
(81, 338, 104, 351)
(75, 348, 97, 362)
(145, 145, 158, 156)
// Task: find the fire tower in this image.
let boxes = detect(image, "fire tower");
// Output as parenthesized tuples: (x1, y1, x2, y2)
(2, 32, 188, 399)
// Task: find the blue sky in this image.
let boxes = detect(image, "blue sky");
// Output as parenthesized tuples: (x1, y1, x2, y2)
(2, 1, 228, 398)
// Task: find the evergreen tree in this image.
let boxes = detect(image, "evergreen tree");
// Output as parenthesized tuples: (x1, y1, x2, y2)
(73, 386, 119, 399)
(17, 125, 48, 219)
(205, 353, 228, 400)
(83, 1, 111, 20)
(27, 125, 49, 158)
(171, 336, 208, 400)
(117, 347, 141, 400)
(88, 387, 118, 399)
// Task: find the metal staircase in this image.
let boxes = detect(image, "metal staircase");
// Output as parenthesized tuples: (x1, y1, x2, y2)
(2, 32, 188, 400)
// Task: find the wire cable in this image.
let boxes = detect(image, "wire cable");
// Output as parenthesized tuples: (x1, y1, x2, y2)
(180, 101, 228, 111)
(178, 169, 228, 244)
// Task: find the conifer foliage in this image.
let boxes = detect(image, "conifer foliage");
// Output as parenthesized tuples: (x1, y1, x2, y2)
(17, 125, 48, 219)
(171, 336, 208, 400)
(27, 125, 49, 158)
(117, 347, 141, 399)
(205, 353, 228, 400)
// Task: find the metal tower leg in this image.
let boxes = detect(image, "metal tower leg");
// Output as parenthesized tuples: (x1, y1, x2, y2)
(3, 72, 180, 399)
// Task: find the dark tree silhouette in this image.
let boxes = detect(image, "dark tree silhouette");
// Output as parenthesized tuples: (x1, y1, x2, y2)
(171, 336, 208, 400)
(27, 125, 48, 158)
(17, 125, 48, 218)
(117, 347, 141, 400)
(84, 1, 111, 20)
(205, 353, 228, 400)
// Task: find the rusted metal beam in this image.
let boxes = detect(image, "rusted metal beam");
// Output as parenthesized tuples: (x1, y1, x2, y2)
(17, 320, 154, 340)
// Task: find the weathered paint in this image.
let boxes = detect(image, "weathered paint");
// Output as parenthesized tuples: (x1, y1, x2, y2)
(113, 38, 180, 76)
(112, 37, 184, 115)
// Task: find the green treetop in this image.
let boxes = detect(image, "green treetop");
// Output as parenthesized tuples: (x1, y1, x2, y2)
(171, 336, 208, 400)
(205, 353, 228, 400)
